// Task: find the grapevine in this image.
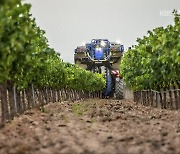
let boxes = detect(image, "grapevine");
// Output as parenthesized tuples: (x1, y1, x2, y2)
(120, 11, 180, 90)
(0, 0, 105, 92)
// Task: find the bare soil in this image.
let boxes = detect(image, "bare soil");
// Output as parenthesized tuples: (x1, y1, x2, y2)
(0, 99, 179, 154)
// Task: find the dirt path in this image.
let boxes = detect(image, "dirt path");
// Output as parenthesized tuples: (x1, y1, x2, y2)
(0, 99, 179, 154)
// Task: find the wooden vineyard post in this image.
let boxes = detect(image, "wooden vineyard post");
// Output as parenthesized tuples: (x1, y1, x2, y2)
(38, 89, 42, 106)
(67, 89, 70, 101)
(34, 89, 39, 106)
(163, 87, 167, 109)
(140, 91, 142, 105)
(136, 91, 139, 103)
(96, 92, 98, 98)
(57, 89, 60, 102)
(155, 92, 158, 108)
(147, 90, 150, 106)
(7, 82, 16, 120)
(137, 91, 139, 103)
(72, 90, 75, 102)
(178, 84, 180, 108)
(37, 89, 42, 106)
(178, 89, 180, 110)
(150, 90, 153, 107)
(71, 89, 74, 101)
(168, 90, 173, 110)
(13, 85, 17, 114)
(48, 88, 52, 103)
(144, 91, 147, 106)
(43, 88, 47, 105)
(133, 91, 136, 103)
(77, 90, 80, 101)
(173, 87, 179, 110)
(40, 89, 45, 105)
(74, 90, 77, 101)
(98, 91, 100, 98)
(21, 90, 26, 113)
(145, 91, 148, 106)
(47, 87, 51, 103)
(66, 89, 70, 102)
(142, 91, 145, 105)
(59, 89, 62, 102)
(70, 89, 73, 102)
(69, 89, 73, 102)
(42, 88, 46, 105)
(16, 90, 23, 114)
(54, 90, 57, 103)
(64, 89, 67, 101)
(144, 91, 146, 106)
(61, 89, 65, 102)
(39, 89, 44, 106)
(0, 83, 10, 123)
(25, 87, 30, 110)
(159, 91, 163, 109)
(135, 91, 137, 103)
(145, 91, 147, 105)
(139, 91, 141, 103)
(140, 91, 143, 105)
(83, 91, 85, 99)
(80, 91, 82, 100)
(26, 86, 33, 109)
(34, 89, 38, 107)
(73, 90, 77, 101)
(31, 85, 36, 107)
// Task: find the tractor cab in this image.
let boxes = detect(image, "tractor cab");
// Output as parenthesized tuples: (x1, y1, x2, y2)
(90, 39, 110, 60)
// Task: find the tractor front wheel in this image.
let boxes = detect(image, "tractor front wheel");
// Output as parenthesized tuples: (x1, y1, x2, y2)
(115, 78, 124, 99)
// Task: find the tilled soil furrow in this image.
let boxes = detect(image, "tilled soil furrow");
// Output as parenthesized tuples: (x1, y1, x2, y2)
(0, 99, 179, 154)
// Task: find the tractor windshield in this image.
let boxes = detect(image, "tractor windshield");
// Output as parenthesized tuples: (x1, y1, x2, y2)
(94, 40, 108, 48)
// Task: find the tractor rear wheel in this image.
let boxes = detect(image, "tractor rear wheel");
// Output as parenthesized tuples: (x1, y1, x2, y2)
(115, 78, 124, 99)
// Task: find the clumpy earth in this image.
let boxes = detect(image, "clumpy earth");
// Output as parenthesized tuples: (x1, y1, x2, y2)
(0, 99, 179, 154)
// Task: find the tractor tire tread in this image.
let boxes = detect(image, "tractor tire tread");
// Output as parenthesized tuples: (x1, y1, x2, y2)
(115, 79, 124, 99)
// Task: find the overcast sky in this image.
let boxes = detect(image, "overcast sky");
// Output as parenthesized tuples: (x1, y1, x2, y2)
(25, 0, 180, 63)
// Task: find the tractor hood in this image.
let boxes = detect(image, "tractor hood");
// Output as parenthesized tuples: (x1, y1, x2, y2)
(95, 48, 104, 60)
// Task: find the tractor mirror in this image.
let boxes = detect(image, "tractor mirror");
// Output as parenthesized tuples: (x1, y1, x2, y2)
(120, 45, 124, 52)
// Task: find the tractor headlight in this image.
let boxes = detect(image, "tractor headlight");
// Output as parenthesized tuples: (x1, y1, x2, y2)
(96, 47, 102, 51)
(100, 41, 106, 47)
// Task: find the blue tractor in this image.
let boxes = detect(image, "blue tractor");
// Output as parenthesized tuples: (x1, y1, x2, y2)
(74, 39, 124, 99)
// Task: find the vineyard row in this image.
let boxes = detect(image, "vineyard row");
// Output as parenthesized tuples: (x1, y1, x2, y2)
(134, 88, 180, 110)
(0, 82, 102, 125)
